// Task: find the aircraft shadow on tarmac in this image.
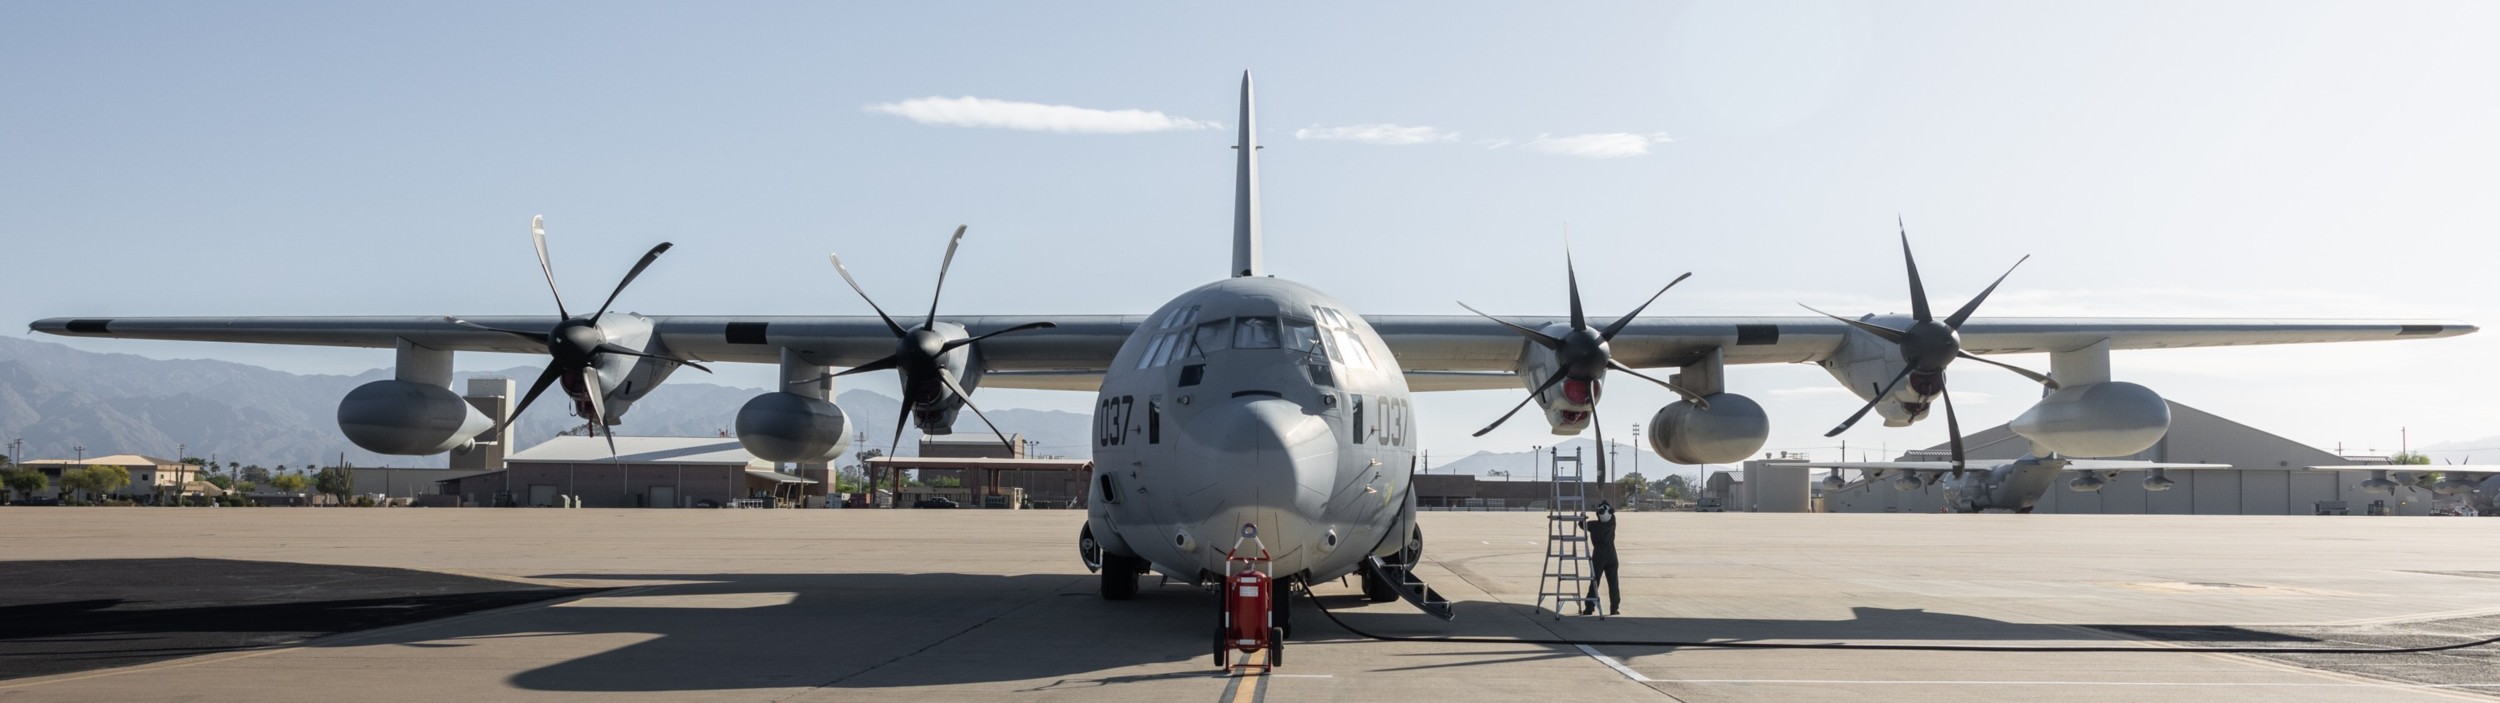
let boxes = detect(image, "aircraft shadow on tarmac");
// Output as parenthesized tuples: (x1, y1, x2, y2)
(281, 571, 2319, 693)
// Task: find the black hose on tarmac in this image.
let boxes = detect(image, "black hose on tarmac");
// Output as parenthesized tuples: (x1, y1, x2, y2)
(1303, 589, 2500, 655)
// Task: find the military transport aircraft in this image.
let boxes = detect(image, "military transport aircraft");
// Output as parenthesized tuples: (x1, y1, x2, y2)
(28, 73, 2476, 631)
(1793, 458, 2233, 513)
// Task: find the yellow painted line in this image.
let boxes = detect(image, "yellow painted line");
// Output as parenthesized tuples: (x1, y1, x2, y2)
(1219, 651, 1270, 703)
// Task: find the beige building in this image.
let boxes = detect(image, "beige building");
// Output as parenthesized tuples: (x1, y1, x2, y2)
(18, 454, 198, 501)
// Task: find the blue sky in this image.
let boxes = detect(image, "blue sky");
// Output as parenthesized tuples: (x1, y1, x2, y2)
(7, 1, 2496, 476)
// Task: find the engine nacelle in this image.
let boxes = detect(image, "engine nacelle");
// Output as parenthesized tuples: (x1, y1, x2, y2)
(2142, 467, 2176, 492)
(337, 380, 493, 455)
(2068, 473, 2107, 492)
(735, 392, 853, 463)
(2433, 475, 2481, 496)
(2009, 382, 2169, 457)
(1647, 393, 1769, 465)
(2359, 470, 2400, 494)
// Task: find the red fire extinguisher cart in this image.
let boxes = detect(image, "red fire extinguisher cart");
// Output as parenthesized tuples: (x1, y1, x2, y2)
(1215, 524, 1283, 671)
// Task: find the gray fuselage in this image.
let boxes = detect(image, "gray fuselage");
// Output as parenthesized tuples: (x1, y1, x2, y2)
(1085, 276, 1416, 584)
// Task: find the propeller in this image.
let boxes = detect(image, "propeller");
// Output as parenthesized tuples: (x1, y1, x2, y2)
(807, 225, 1057, 459)
(450, 215, 709, 459)
(1808, 218, 2055, 479)
(1458, 243, 1702, 485)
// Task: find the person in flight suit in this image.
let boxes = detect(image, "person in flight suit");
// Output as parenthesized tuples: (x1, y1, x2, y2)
(1581, 501, 1620, 615)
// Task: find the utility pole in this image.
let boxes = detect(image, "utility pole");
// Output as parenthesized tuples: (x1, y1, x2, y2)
(1630, 423, 1641, 482)
(1531, 444, 1542, 483)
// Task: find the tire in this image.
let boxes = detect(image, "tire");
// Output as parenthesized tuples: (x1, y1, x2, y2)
(1213, 625, 1229, 668)
(1100, 553, 1141, 600)
(1266, 627, 1285, 667)
(1269, 580, 1293, 639)
(1361, 566, 1400, 602)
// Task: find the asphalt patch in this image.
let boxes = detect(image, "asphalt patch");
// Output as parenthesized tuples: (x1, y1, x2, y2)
(0, 558, 598, 681)
(2096, 614, 2500, 697)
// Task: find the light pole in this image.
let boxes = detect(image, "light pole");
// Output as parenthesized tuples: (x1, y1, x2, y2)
(1630, 423, 1641, 485)
(74, 445, 85, 463)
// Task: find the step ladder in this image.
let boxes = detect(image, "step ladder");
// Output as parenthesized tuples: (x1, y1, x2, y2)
(1360, 553, 1454, 620)
(1535, 447, 1599, 619)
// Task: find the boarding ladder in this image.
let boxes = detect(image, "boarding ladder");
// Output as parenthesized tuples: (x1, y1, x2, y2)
(1535, 447, 1599, 619)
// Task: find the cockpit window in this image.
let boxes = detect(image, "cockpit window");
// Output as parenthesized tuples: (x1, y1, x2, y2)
(1160, 305, 1200, 330)
(1188, 319, 1230, 357)
(1283, 317, 1322, 354)
(1233, 317, 1281, 349)
(1312, 306, 1374, 368)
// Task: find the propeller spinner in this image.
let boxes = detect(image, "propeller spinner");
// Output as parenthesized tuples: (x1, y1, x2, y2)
(446, 215, 710, 459)
(1806, 219, 2053, 478)
(808, 225, 1056, 459)
(1459, 245, 1704, 484)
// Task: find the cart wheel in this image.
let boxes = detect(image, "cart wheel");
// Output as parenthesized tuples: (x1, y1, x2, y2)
(1214, 626, 1228, 668)
(1267, 627, 1285, 667)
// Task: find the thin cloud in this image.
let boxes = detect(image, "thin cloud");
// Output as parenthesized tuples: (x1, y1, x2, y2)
(1293, 123, 1459, 145)
(864, 96, 1220, 134)
(1527, 132, 1674, 158)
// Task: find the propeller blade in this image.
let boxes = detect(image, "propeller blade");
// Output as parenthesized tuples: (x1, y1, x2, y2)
(1599, 272, 1692, 341)
(926, 225, 967, 329)
(1472, 371, 1572, 437)
(936, 368, 1017, 452)
(1606, 360, 1709, 409)
(1799, 304, 1908, 344)
(830, 253, 909, 338)
(1591, 402, 1608, 486)
(1899, 219, 1932, 322)
(443, 317, 551, 345)
(593, 242, 674, 320)
(592, 343, 712, 373)
(503, 364, 567, 438)
(1564, 247, 1586, 330)
(1826, 365, 1917, 437)
(827, 355, 901, 379)
(1956, 351, 2057, 388)
(531, 216, 569, 319)
(1944, 255, 2030, 329)
(1942, 384, 1965, 478)
(939, 321, 1059, 354)
(888, 392, 914, 460)
(1457, 302, 1565, 349)
(580, 366, 609, 429)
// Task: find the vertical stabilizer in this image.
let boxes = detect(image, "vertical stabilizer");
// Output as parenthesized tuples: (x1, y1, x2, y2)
(1232, 71, 1262, 278)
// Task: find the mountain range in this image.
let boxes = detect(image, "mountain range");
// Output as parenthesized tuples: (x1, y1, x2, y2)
(0, 337, 1091, 468)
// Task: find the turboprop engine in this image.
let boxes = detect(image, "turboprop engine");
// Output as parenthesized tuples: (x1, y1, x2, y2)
(2433, 474, 2483, 496)
(2068, 472, 2108, 492)
(2141, 467, 2176, 492)
(2359, 470, 2403, 494)
(1647, 393, 1769, 465)
(338, 380, 492, 455)
(735, 392, 853, 463)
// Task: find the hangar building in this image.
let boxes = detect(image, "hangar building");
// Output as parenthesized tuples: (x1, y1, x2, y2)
(1773, 400, 2465, 515)
(434, 436, 815, 508)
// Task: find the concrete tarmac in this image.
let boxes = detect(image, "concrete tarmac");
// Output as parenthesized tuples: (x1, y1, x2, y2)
(0, 508, 2494, 702)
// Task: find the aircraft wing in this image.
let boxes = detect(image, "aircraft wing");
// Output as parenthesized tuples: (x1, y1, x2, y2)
(29, 314, 2471, 390)
(1368, 316, 2475, 374)
(1781, 460, 2233, 471)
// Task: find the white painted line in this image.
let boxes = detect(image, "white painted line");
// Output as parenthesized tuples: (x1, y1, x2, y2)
(1268, 674, 1335, 678)
(1658, 679, 2500, 689)
(1575, 644, 1650, 682)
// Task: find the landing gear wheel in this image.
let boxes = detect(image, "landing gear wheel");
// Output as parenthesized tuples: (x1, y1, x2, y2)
(1266, 627, 1284, 667)
(1100, 553, 1141, 600)
(1361, 566, 1399, 602)
(1270, 580, 1294, 639)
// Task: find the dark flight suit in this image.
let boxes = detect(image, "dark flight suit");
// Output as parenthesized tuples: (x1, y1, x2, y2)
(1581, 515, 1620, 614)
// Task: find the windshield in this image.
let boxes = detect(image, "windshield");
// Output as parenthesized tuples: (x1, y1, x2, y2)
(1233, 317, 1280, 349)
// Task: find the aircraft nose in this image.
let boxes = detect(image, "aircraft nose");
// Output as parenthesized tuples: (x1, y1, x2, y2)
(1182, 396, 1338, 560)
